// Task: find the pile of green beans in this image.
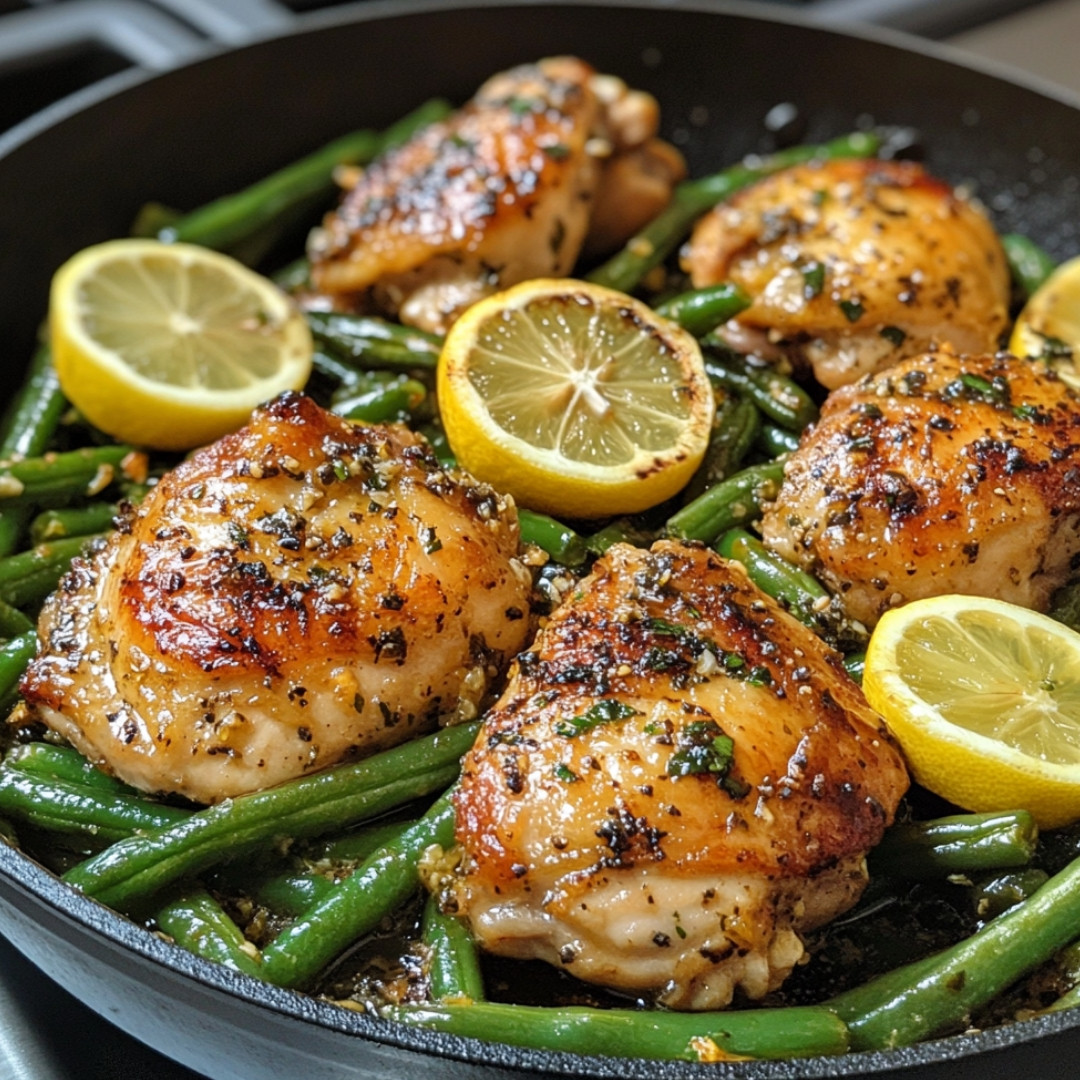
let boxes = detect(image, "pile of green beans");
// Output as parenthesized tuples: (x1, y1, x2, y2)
(1, 88, 1077, 1073)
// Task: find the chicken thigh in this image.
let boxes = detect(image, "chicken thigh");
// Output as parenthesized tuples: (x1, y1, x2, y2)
(760, 348, 1080, 628)
(307, 56, 684, 333)
(682, 158, 1010, 388)
(20, 393, 533, 804)
(453, 540, 908, 1009)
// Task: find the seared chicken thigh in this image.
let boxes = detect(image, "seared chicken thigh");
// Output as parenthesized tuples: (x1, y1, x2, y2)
(760, 349, 1080, 628)
(453, 540, 908, 1009)
(682, 158, 1010, 388)
(307, 57, 684, 333)
(20, 394, 533, 804)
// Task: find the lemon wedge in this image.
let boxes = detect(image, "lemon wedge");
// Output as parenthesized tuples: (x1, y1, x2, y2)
(1010, 253, 1080, 387)
(49, 239, 313, 451)
(863, 594, 1080, 828)
(436, 279, 714, 519)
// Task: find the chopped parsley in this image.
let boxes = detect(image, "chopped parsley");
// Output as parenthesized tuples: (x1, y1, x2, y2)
(942, 372, 1011, 407)
(801, 260, 825, 299)
(667, 719, 749, 798)
(838, 298, 865, 323)
(554, 699, 638, 739)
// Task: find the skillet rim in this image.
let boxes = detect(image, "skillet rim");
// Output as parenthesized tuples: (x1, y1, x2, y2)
(3, 1, 1080, 1076)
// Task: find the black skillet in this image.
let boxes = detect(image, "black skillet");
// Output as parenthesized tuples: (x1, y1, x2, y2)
(2, 1, 1080, 1076)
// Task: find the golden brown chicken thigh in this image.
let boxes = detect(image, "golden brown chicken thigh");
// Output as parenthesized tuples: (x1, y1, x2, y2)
(760, 348, 1080, 628)
(307, 56, 684, 333)
(453, 540, 908, 1009)
(682, 158, 1010, 388)
(20, 394, 533, 804)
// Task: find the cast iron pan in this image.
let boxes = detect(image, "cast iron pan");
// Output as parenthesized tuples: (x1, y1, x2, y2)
(2, 2, 1080, 1077)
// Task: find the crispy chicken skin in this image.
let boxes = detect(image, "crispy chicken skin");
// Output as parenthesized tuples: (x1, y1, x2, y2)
(307, 57, 684, 333)
(682, 158, 1010, 389)
(453, 540, 908, 1009)
(760, 349, 1080, 629)
(19, 393, 533, 804)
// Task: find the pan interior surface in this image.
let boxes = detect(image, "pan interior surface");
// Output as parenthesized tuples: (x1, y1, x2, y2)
(2, 2, 1080, 1077)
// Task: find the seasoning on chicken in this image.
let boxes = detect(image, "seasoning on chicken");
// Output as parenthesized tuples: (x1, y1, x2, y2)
(452, 540, 908, 1010)
(19, 393, 533, 804)
(760, 348, 1080, 629)
(682, 158, 1010, 389)
(307, 56, 685, 334)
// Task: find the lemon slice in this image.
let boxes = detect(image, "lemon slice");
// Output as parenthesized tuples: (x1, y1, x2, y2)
(436, 279, 714, 519)
(49, 239, 313, 451)
(863, 594, 1080, 828)
(1010, 254, 1080, 387)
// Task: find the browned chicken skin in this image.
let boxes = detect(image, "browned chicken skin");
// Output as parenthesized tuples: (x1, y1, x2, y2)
(453, 540, 908, 1009)
(20, 394, 533, 804)
(760, 349, 1080, 628)
(682, 158, 1010, 388)
(307, 56, 684, 333)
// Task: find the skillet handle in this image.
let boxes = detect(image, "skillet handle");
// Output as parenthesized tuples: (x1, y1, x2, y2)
(144, 0, 295, 47)
(0, 0, 209, 73)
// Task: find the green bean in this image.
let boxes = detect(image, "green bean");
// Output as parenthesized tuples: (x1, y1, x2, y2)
(868, 811, 1038, 881)
(664, 460, 784, 543)
(970, 868, 1049, 922)
(63, 722, 477, 913)
(156, 99, 451, 252)
(683, 393, 761, 502)
(218, 819, 413, 917)
(0, 599, 33, 638)
(830, 848, 1080, 1050)
(156, 887, 264, 979)
(0, 535, 105, 610)
(311, 348, 363, 390)
(0, 514, 27, 560)
(1002, 232, 1056, 300)
(0, 768, 189, 843)
(306, 312, 442, 372)
(30, 502, 121, 544)
(716, 527, 868, 653)
(383, 1000, 850, 1061)
(583, 517, 657, 556)
(756, 422, 801, 457)
(260, 788, 457, 987)
(843, 651, 865, 684)
(517, 510, 588, 567)
(0, 347, 69, 557)
(311, 819, 418, 863)
(704, 351, 818, 431)
(422, 892, 485, 1003)
(418, 423, 456, 468)
(245, 868, 336, 917)
(0, 446, 137, 508)
(654, 283, 751, 337)
(333, 374, 428, 424)
(0, 632, 37, 708)
(588, 130, 881, 293)
(716, 527, 829, 623)
(0, 346, 66, 460)
(1047, 982, 1080, 1014)
(5, 743, 134, 796)
(273, 257, 311, 292)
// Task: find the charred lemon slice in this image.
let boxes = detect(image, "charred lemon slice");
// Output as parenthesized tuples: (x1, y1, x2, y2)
(437, 279, 713, 519)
